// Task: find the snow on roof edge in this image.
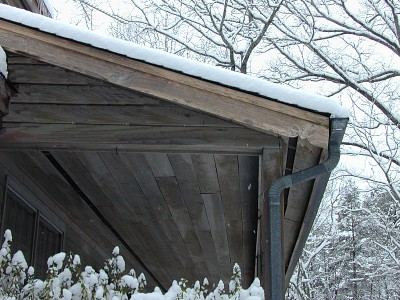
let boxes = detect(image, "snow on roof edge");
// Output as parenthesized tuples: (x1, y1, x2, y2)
(0, 4, 349, 118)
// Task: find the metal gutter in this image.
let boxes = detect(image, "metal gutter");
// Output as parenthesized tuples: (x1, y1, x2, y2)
(267, 117, 348, 299)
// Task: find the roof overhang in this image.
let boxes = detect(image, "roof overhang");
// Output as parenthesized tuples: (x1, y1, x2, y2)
(0, 17, 331, 149)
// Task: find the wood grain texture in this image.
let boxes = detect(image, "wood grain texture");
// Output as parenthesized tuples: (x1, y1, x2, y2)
(11, 84, 163, 105)
(8, 64, 101, 85)
(238, 156, 259, 287)
(202, 193, 231, 282)
(50, 151, 172, 287)
(120, 153, 200, 280)
(0, 124, 279, 154)
(191, 154, 220, 194)
(260, 148, 284, 293)
(0, 22, 330, 148)
(284, 150, 329, 288)
(0, 151, 155, 285)
(282, 139, 322, 273)
(96, 152, 184, 280)
(214, 155, 243, 269)
(284, 139, 321, 223)
(5, 102, 241, 128)
(156, 176, 209, 278)
(168, 154, 220, 284)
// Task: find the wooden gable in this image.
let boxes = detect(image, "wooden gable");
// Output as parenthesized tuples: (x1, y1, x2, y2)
(0, 15, 345, 297)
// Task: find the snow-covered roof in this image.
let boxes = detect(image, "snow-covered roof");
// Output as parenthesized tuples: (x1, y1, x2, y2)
(0, 4, 349, 118)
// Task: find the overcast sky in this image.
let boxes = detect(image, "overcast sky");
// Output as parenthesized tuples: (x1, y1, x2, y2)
(50, 0, 112, 35)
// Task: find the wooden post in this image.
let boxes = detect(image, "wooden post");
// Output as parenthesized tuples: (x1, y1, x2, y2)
(259, 147, 284, 298)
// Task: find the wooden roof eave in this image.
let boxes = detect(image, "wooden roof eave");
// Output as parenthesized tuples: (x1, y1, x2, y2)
(0, 19, 330, 149)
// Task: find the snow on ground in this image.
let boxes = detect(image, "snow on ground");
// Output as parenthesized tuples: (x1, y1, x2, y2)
(0, 4, 349, 118)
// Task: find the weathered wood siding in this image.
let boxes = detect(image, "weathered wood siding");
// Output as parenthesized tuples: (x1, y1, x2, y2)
(0, 152, 153, 282)
(0, 52, 276, 289)
(0, 49, 327, 293)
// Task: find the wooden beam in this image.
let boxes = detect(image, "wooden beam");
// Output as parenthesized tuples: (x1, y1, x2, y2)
(0, 124, 280, 154)
(284, 150, 329, 289)
(0, 20, 330, 148)
(4, 103, 240, 128)
(282, 139, 322, 271)
(259, 148, 284, 294)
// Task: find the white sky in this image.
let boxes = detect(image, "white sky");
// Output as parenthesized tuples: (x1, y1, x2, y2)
(50, 0, 111, 34)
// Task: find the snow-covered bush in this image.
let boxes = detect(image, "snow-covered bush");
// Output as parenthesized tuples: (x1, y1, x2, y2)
(0, 230, 264, 300)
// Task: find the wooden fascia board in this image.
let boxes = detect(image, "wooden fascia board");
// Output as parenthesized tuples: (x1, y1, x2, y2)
(0, 20, 330, 148)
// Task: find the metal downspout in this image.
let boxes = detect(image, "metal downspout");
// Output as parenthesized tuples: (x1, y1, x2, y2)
(267, 117, 348, 300)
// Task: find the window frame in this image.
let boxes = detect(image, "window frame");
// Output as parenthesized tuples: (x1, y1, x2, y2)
(1, 176, 65, 276)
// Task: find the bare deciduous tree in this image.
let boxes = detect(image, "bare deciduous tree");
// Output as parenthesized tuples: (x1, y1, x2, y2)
(265, 0, 400, 202)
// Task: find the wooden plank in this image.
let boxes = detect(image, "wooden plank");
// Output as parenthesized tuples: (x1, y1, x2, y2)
(214, 155, 242, 220)
(75, 149, 186, 284)
(42, 151, 164, 288)
(156, 176, 208, 277)
(50, 152, 122, 208)
(72, 217, 159, 289)
(191, 154, 220, 193)
(0, 151, 92, 221)
(0, 152, 153, 285)
(259, 148, 284, 293)
(282, 218, 301, 272)
(0, 124, 279, 154)
(119, 153, 170, 220)
(202, 193, 231, 282)
(168, 154, 220, 284)
(11, 84, 162, 105)
(0, 22, 330, 148)
(238, 156, 259, 287)
(145, 154, 174, 177)
(284, 139, 322, 223)
(96, 152, 185, 280)
(214, 155, 243, 269)
(74, 152, 146, 221)
(8, 64, 101, 85)
(7, 103, 240, 129)
(120, 153, 199, 278)
(284, 152, 329, 288)
(96, 206, 172, 285)
(6, 56, 46, 65)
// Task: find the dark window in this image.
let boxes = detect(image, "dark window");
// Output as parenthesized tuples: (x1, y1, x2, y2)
(35, 217, 63, 278)
(2, 188, 63, 279)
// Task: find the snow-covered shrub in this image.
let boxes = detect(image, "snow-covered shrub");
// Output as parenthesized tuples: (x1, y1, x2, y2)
(0, 230, 264, 299)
